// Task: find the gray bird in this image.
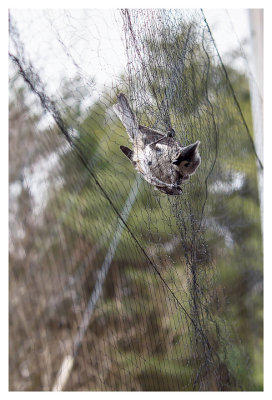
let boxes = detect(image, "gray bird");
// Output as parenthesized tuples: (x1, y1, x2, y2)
(113, 93, 201, 195)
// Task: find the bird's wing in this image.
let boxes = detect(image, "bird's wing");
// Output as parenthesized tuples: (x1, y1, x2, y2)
(139, 125, 180, 149)
(141, 174, 182, 195)
(120, 145, 134, 162)
(113, 93, 138, 142)
(138, 125, 165, 145)
(155, 185, 183, 195)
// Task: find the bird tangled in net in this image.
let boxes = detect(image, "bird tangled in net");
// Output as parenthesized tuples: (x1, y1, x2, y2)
(113, 93, 201, 195)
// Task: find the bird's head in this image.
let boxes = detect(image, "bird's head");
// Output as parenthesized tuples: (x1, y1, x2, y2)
(172, 141, 201, 182)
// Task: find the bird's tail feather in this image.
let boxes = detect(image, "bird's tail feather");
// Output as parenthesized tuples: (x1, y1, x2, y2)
(113, 93, 138, 141)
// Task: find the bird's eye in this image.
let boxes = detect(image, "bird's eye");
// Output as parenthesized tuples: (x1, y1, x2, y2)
(184, 162, 190, 167)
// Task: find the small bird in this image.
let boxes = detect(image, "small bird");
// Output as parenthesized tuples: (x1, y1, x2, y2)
(113, 93, 201, 195)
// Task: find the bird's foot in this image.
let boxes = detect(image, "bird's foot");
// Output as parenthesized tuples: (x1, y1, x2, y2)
(166, 128, 175, 138)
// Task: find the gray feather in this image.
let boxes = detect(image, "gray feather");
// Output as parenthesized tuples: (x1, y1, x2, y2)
(113, 93, 138, 142)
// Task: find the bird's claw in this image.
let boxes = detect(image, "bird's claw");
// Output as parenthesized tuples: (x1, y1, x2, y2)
(166, 128, 175, 138)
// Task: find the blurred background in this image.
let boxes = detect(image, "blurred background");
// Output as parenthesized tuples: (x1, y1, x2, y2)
(9, 8, 263, 391)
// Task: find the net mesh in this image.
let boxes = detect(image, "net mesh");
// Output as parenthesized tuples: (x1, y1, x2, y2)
(9, 8, 263, 391)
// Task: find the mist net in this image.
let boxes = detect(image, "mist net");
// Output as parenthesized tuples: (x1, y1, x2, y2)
(9, 9, 263, 391)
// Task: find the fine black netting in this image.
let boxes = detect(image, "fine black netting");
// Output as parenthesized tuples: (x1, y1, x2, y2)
(9, 9, 263, 391)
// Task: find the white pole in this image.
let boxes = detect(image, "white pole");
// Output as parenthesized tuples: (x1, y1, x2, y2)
(52, 175, 141, 391)
(248, 9, 263, 229)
